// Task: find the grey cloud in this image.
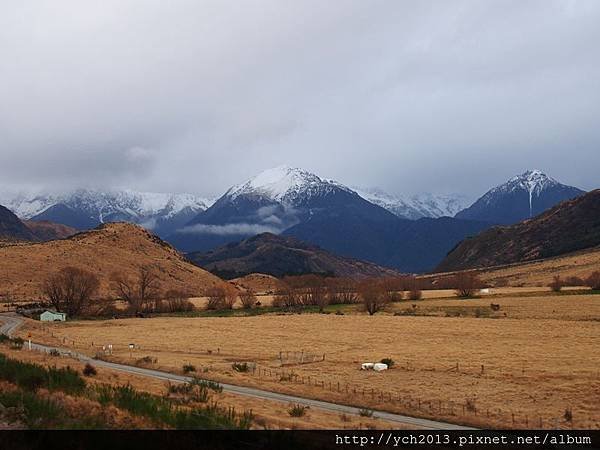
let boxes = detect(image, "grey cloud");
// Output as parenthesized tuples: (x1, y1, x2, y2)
(177, 223, 281, 236)
(0, 1, 599, 197)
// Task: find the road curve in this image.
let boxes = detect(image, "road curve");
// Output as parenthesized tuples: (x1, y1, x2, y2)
(0, 313, 472, 430)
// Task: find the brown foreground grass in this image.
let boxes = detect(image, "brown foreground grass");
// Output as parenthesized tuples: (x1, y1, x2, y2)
(19, 292, 600, 429)
(0, 344, 399, 430)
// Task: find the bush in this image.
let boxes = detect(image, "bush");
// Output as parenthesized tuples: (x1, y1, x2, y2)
(380, 358, 394, 368)
(288, 404, 308, 417)
(232, 362, 249, 373)
(83, 363, 97, 377)
(549, 275, 563, 292)
(10, 337, 24, 350)
(48, 349, 60, 357)
(182, 364, 196, 374)
(0, 334, 10, 344)
(564, 408, 573, 422)
(586, 271, 600, 291)
(358, 408, 374, 417)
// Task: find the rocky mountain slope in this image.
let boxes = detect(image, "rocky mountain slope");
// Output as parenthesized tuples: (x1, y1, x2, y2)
(455, 169, 584, 224)
(437, 189, 600, 272)
(188, 233, 399, 279)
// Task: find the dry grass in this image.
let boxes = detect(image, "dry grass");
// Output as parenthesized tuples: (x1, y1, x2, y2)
(428, 247, 600, 288)
(230, 273, 284, 295)
(19, 292, 600, 429)
(0, 222, 229, 300)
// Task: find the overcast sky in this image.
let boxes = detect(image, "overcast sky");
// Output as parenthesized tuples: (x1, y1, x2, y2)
(1, 0, 599, 198)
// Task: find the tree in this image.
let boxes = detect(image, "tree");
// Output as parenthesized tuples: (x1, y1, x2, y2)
(406, 276, 423, 300)
(163, 289, 195, 313)
(452, 272, 481, 298)
(42, 267, 99, 316)
(357, 279, 387, 315)
(586, 271, 600, 291)
(205, 285, 238, 310)
(239, 289, 257, 309)
(110, 265, 161, 314)
(380, 277, 403, 302)
(548, 275, 563, 293)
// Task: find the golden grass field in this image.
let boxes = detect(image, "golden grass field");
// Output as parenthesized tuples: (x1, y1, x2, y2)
(18, 291, 600, 429)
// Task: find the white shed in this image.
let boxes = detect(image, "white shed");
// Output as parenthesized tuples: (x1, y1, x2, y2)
(40, 311, 66, 322)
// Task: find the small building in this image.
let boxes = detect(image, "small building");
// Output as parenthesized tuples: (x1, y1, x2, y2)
(40, 311, 66, 322)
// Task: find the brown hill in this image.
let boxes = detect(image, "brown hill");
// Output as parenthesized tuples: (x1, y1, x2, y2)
(188, 232, 400, 279)
(0, 222, 228, 300)
(436, 189, 600, 272)
(230, 273, 284, 294)
(24, 220, 78, 241)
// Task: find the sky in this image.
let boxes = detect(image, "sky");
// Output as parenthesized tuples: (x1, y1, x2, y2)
(0, 0, 599, 198)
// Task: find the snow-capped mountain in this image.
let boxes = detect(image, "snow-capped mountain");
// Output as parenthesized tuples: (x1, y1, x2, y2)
(352, 187, 470, 220)
(225, 166, 355, 206)
(169, 166, 491, 273)
(455, 169, 585, 225)
(0, 189, 212, 237)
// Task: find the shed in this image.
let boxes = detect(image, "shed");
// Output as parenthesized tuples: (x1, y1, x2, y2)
(40, 311, 66, 322)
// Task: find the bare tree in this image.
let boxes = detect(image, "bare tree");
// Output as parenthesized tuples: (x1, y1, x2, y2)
(548, 275, 564, 293)
(357, 279, 387, 315)
(273, 284, 301, 310)
(452, 272, 481, 298)
(110, 265, 161, 314)
(406, 276, 423, 300)
(42, 266, 100, 316)
(380, 277, 404, 302)
(163, 289, 195, 313)
(204, 285, 237, 310)
(239, 289, 257, 309)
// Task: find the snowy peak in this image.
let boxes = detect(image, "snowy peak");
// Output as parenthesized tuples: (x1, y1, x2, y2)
(225, 166, 352, 204)
(353, 187, 470, 220)
(456, 169, 585, 225)
(498, 169, 559, 197)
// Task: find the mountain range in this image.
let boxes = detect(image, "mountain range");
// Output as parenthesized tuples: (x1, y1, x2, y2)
(0, 189, 212, 237)
(0, 167, 587, 273)
(437, 189, 600, 272)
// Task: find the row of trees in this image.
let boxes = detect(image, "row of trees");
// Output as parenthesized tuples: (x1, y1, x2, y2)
(549, 271, 600, 292)
(42, 265, 194, 317)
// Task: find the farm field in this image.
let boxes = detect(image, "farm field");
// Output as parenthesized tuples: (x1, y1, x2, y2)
(18, 292, 600, 429)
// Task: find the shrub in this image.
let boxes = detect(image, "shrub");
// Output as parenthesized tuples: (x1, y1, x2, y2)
(48, 349, 60, 357)
(288, 404, 308, 417)
(358, 408, 374, 418)
(549, 275, 563, 292)
(10, 337, 24, 350)
(564, 408, 573, 422)
(183, 364, 196, 374)
(136, 356, 157, 365)
(232, 362, 249, 373)
(586, 271, 600, 291)
(380, 358, 394, 368)
(465, 398, 477, 412)
(0, 334, 10, 344)
(83, 363, 97, 377)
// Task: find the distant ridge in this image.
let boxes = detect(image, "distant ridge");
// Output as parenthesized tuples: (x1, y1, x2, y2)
(437, 189, 600, 272)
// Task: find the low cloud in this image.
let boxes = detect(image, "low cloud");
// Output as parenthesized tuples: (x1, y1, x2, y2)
(177, 223, 281, 236)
